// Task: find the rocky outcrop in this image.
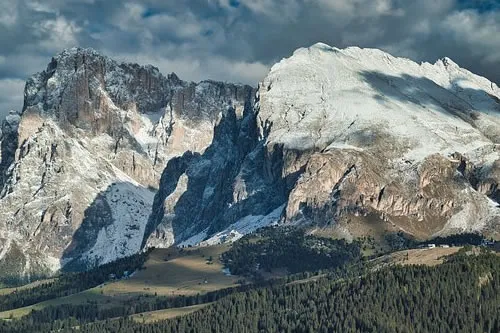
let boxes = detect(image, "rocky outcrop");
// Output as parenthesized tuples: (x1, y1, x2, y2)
(143, 97, 290, 248)
(0, 111, 20, 189)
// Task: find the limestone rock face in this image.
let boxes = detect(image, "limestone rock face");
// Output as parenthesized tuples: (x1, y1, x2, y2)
(0, 48, 254, 279)
(143, 103, 289, 249)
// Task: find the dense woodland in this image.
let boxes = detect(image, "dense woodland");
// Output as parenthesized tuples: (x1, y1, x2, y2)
(222, 227, 362, 276)
(76, 251, 500, 333)
(0, 250, 150, 312)
(383, 232, 490, 252)
(423, 233, 487, 246)
(0, 248, 498, 332)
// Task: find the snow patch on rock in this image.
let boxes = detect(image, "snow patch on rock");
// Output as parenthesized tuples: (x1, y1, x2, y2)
(179, 204, 285, 247)
(80, 183, 155, 265)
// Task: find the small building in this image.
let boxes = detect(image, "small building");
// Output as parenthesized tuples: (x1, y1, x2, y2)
(440, 245, 450, 248)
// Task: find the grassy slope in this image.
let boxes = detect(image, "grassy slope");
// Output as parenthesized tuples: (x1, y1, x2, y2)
(0, 278, 56, 296)
(0, 287, 120, 319)
(372, 246, 462, 267)
(130, 303, 213, 323)
(101, 245, 239, 297)
(0, 245, 240, 320)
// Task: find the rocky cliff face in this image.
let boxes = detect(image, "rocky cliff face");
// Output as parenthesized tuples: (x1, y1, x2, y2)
(0, 111, 20, 189)
(0, 48, 254, 279)
(1, 43, 500, 282)
(143, 100, 290, 249)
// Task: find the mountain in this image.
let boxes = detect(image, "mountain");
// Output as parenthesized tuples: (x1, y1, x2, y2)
(0, 48, 254, 280)
(146, 43, 500, 248)
(255, 43, 500, 240)
(1, 43, 500, 281)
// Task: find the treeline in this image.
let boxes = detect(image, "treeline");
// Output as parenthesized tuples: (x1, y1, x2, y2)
(222, 227, 361, 276)
(383, 232, 492, 253)
(0, 250, 150, 312)
(423, 233, 487, 246)
(73, 251, 500, 333)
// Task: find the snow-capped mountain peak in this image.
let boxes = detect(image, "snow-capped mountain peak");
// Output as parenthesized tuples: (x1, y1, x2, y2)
(257, 43, 500, 238)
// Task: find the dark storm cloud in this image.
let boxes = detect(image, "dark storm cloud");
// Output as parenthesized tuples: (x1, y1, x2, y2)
(0, 0, 499, 119)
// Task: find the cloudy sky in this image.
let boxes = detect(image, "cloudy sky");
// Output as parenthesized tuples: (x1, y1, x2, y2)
(1, 0, 499, 119)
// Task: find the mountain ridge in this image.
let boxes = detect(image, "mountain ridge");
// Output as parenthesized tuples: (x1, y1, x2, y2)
(1, 43, 499, 282)
(257, 42, 500, 239)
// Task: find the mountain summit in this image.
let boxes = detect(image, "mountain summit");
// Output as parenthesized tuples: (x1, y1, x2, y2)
(0, 44, 499, 281)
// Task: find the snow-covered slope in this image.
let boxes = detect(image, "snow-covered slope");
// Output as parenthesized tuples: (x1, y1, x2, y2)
(261, 43, 500, 161)
(178, 204, 285, 247)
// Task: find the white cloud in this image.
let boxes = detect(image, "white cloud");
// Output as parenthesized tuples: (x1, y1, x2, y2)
(147, 13, 205, 40)
(316, 0, 405, 17)
(111, 2, 144, 30)
(33, 16, 81, 51)
(0, 1, 18, 27)
(237, 0, 302, 21)
(442, 10, 500, 64)
(26, 0, 58, 14)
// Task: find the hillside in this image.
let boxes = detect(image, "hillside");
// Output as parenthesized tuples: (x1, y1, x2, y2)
(0, 246, 238, 321)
